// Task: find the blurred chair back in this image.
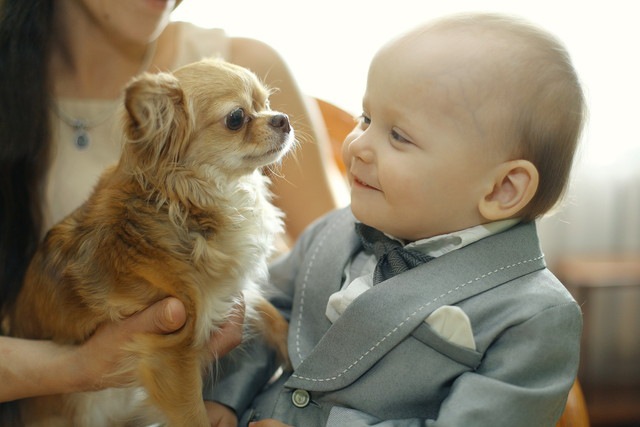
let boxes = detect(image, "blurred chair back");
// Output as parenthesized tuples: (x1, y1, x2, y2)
(556, 380, 590, 427)
(553, 256, 640, 425)
(314, 97, 354, 175)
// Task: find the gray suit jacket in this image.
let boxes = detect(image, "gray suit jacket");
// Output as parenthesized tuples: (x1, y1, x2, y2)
(208, 207, 582, 426)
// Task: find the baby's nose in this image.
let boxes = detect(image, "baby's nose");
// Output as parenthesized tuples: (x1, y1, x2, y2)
(347, 131, 374, 163)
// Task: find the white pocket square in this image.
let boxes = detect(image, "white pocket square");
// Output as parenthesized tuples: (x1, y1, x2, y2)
(425, 305, 476, 350)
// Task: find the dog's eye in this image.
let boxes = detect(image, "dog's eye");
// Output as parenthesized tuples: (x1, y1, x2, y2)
(226, 108, 247, 131)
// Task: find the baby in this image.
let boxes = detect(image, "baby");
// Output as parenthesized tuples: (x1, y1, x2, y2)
(205, 13, 585, 427)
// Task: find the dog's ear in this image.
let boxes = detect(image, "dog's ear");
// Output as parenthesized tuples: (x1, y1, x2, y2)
(122, 72, 192, 177)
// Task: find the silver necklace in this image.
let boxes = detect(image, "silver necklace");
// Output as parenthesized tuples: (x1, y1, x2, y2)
(52, 41, 157, 149)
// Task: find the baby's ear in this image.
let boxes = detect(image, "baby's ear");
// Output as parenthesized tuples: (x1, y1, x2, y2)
(123, 72, 191, 174)
(478, 160, 539, 221)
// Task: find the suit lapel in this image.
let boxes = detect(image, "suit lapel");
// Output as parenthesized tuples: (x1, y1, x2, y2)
(288, 208, 361, 367)
(286, 219, 546, 392)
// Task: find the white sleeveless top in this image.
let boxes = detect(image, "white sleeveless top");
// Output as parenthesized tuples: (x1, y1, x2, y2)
(45, 22, 230, 229)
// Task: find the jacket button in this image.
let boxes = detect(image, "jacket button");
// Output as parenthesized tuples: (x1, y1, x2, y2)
(291, 389, 311, 408)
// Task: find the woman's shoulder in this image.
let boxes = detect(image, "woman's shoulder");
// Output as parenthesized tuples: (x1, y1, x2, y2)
(167, 22, 289, 83)
(168, 21, 231, 68)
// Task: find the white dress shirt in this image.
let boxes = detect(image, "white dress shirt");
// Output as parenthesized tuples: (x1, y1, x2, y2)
(325, 219, 520, 349)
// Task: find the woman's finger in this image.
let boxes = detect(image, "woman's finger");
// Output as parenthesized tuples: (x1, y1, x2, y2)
(124, 297, 187, 335)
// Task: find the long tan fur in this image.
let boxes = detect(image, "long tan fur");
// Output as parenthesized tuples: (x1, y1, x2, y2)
(7, 59, 292, 427)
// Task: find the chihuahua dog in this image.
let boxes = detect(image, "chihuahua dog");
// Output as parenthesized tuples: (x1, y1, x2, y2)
(7, 58, 292, 426)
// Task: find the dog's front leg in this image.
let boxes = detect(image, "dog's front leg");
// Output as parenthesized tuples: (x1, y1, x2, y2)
(130, 323, 210, 427)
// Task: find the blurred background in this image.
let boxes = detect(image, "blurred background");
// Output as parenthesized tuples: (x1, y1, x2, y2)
(173, 1, 639, 425)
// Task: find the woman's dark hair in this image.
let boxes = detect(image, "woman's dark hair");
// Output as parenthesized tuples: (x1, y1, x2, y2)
(0, 0, 54, 316)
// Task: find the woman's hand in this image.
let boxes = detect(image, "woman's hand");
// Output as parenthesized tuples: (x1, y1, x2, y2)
(205, 401, 238, 427)
(249, 420, 293, 427)
(73, 297, 245, 391)
(0, 297, 244, 402)
(71, 297, 184, 390)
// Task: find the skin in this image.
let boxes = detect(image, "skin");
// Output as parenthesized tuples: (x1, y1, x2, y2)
(249, 421, 293, 427)
(343, 28, 524, 242)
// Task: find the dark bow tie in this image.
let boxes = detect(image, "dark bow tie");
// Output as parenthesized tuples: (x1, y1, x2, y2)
(355, 222, 434, 285)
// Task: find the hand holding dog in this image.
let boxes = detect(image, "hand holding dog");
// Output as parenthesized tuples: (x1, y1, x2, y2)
(0, 298, 244, 403)
(205, 401, 238, 427)
(73, 297, 244, 392)
(202, 403, 294, 427)
(249, 420, 294, 427)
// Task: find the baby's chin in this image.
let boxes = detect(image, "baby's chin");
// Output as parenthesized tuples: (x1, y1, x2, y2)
(349, 203, 387, 234)
(349, 204, 425, 242)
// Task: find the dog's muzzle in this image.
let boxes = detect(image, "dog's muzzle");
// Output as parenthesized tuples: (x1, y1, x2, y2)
(269, 114, 291, 134)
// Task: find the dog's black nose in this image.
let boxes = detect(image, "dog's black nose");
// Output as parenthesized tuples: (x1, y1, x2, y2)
(269, 114, 291, 134)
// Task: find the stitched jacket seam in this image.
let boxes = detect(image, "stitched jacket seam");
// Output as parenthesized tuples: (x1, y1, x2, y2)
(291, 254, 544, 383)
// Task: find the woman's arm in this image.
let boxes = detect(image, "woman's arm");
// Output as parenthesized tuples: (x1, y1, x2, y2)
(229, 37, 348, 242)
(0, 334, 80, 402)
(0, 297, 243, 402)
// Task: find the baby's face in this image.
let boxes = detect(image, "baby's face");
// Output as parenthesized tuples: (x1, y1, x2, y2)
(342, 29, 509, 241)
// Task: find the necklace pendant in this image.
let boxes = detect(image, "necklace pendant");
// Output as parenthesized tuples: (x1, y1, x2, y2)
(72, 120, 90, 149)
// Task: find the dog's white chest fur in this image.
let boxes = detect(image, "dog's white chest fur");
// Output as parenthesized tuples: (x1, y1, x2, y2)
(193, 171, 283, 346)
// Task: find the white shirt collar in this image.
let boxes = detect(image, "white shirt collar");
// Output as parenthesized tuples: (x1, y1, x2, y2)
(326, 218, 521, 324)
(403, 219, 521, 258)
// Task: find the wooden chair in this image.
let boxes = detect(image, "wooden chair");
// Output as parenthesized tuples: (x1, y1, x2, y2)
(557, 381, 590, 427)
(314, 97, 353, 176)
(553, 256, 640, 426)
(314, 97, 590, 427)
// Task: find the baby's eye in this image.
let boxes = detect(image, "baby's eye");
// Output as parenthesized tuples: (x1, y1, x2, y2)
(391, 129, 411, 144)
(356, 113, 371, 129)
(226, 108, 248, 131)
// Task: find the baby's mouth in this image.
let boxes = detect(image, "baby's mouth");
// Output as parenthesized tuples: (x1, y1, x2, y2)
(353, 175, 380, 191)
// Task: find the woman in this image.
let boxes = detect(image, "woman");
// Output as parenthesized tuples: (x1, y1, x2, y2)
(0, 0, 343, 406)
